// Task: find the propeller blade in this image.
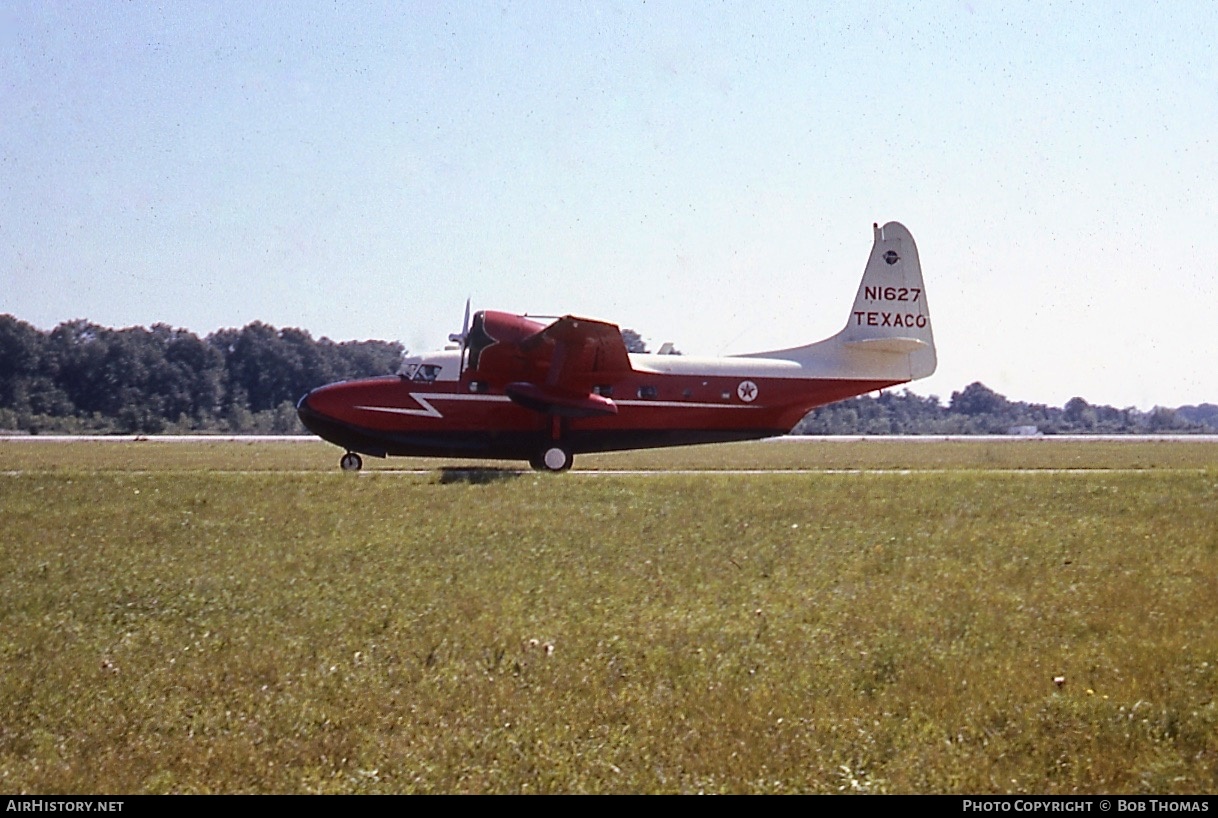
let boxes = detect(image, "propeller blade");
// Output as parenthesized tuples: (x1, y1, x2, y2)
(448, 297, 472, 345)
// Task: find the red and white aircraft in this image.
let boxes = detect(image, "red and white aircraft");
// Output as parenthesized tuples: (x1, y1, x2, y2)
(297, 221, 935, 471)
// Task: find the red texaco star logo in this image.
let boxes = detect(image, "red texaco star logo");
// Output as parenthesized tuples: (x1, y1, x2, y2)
(737, 380, 758, 402)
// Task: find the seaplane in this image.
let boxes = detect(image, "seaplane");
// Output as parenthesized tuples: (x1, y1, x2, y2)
(297, 221, 936, 472)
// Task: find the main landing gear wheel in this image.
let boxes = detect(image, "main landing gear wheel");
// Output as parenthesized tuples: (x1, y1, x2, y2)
(532, 445, 573, 472)
(339, 452, 363, 472)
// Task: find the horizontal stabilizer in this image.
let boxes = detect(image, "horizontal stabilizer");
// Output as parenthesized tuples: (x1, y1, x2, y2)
(841, 337, 930, 354)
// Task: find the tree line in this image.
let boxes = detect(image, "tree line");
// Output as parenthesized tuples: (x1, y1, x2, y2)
(0, 315, 402, 433)
(792, 382, 1217, 435)
(1, 314, 1213, 435)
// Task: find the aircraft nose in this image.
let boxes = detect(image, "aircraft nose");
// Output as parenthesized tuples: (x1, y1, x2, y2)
(297, 382, 346, 421)
(297, 381, 363, 435)
(296, 388, 328, 432)
(296, 389, 314, 418)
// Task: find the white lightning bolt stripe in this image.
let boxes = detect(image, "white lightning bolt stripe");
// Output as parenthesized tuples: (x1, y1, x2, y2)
(355, 400, 441, 418)
(355, 392, 512, 419)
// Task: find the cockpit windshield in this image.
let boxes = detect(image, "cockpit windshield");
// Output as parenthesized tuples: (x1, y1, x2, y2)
(397, 348, 462, 383)
(399, 363, 443, 383)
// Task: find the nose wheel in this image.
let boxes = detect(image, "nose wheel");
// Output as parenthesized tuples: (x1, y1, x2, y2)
(340, 452, 363, 472)
(530, 445, 573, 472)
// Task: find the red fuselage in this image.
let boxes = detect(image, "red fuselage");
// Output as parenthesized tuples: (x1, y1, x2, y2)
(297, 368, 897, 461)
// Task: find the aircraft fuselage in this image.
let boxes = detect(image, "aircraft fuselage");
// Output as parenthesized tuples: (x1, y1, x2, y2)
(297, 362, 899, 461)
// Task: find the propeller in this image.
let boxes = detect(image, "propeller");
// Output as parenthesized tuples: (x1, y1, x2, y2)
(448, 297, 471, 345)
(448, 297, 472, 369)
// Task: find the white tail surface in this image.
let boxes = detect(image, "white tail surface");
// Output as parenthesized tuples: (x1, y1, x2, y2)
(746, 221, 936, 382)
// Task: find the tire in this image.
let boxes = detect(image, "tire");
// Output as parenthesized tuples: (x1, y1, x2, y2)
(340, 452, 363, 472)
(538, 447, 570, 472)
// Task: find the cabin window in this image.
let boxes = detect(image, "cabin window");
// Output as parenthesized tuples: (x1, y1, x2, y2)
(594, 385, 614, 397)
(637, 385, 658, 399)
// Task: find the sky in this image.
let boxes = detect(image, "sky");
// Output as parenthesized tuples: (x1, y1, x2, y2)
(2, 1, 1216, 410)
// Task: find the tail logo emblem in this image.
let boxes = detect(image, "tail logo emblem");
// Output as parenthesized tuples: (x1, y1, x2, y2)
(737, 381, 759, 402)
(883, 250, 900, 265)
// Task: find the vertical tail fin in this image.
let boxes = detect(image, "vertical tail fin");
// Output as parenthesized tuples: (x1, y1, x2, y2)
(833, 220, 935, 379)
(746, 221, 936, 382)
(839, 222, 935, 372)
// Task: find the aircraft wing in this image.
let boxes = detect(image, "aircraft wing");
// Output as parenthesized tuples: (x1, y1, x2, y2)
(476, 315, 633, 417)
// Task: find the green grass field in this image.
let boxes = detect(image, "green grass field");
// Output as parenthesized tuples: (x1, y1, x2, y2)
(4, 436, 1218, 472)
(1, 439, 1216, 793)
